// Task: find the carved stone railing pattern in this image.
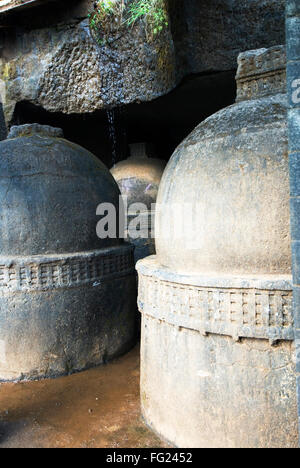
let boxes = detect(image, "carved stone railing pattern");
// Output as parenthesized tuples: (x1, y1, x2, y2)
(138, 273, 294, 343)
(0, 246, 135, 292)
(236, 69, 286, 102)
(236, 45, 286, 101)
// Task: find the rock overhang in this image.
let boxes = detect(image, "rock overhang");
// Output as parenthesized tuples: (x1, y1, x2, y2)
(0, 0, 56, 14)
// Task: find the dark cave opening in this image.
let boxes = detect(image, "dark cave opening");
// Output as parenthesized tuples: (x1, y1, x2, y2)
(11, 70, 236, 169)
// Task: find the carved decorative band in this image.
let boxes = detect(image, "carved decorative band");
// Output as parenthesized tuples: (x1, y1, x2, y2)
(138, 273, 294, 343)
(0, 246, 134, 293)
(236, 69, 286, 102)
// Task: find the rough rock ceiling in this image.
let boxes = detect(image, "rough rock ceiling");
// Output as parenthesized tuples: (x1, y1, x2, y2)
(0, 0, 55, 14)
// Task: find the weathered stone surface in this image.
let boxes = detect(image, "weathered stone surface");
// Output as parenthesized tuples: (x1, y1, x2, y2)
(287, 2, 300, 440)
(0, 250, 137, 382)
(236, 46, 286, 101)
(297, 376, 300, 430)
(0, 0, 21, 13)
(140, 313, 297, 448)
(291, 198, 300, 241)
(287, 0, 300, 17)
(289, 109, 300, 153)
(0, 103, 6, 140)
(170, 0, 286, 75)
(0, 0, 53, 13)
(0, 0, 176, 125)
(138, 257, 294, 343)
(137, 46, 297, 448)
(286, 16, 300, 61)
(293, 286, 300, 329)
(0, 124, 137, 381)
(287, 62, 300, 108)
(292, 241, 300, 286)
(137, 258, 297, 448)
(111, 143, 166, 209)
(156, 46, 290, 276)
(0, 0, 286, 125)
(0, 124, 121, 255)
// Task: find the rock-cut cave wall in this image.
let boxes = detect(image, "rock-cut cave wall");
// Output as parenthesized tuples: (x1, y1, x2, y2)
(0, 0, 287, 168)
(0, 0, 286, 127)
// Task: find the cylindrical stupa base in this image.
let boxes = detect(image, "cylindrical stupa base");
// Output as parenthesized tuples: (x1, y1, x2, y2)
(0, 245, 137, 381)
(137, 256, 298, 448)
(126, 212, 156, 264)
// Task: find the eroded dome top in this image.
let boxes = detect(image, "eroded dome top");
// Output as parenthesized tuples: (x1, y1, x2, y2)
(8, 123, 64, 139)
(155, 46, 290, 277)
(0, 124, 121, 256)
(111, 143, 166, 210)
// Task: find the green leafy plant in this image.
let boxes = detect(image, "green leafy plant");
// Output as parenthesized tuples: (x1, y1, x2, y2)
(127, 0, 169, 37)
(89, 0, 169, 46)
(89, 0, 126, 46)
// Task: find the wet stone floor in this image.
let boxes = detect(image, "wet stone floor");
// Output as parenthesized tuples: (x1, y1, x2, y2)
(0, 345, 168, 448)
